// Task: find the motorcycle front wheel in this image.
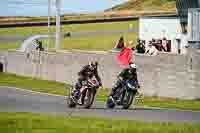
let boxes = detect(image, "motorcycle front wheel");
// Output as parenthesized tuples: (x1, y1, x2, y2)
(83, 88, 96, 109)
(106, 96, 115, 109)
(122, 90, 136, 109)
(67, 97, 77, 108)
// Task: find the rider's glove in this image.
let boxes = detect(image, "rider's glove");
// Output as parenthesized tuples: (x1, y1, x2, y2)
(118, 76, 123, 81)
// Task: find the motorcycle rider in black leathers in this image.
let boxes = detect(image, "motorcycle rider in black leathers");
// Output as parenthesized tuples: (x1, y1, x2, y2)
(110, 62, 140, 100)
(73, 61, 102, 101)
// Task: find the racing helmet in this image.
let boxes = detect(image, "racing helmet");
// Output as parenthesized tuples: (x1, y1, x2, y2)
(130, 63, 137, 69)
(129, 62, 137, 73)
(88, 61, 96, 70)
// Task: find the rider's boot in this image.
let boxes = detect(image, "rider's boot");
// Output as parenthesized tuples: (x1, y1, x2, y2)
(109, 87, 118, 102)
(77, 98, 83, 105)
(110, 80, 125, 105)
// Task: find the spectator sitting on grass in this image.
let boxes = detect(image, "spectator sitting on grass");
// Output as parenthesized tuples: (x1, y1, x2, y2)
(114, 36, 125, 50)
(136, 39, 145, 54)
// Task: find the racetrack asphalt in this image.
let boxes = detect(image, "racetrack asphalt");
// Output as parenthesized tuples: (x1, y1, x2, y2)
(0, 86, 200, 123)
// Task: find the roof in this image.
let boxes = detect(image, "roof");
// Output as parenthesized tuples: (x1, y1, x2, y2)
(140, 15, 178, 19)
(176, 0, 200, 23)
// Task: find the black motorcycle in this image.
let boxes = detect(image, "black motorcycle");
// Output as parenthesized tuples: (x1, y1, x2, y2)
(106, 79, 139, 109)
(67, 76, 100, 109)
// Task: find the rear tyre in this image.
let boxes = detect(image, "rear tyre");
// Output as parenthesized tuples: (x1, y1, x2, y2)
(80, 90, 87, 105)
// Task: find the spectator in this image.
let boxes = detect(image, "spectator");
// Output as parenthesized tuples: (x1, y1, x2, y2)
(36, 40, 44, 51)
(145, 41, 151, 53)
(145, 41, 158, 56)
(152, 38, 156, 44)
(161, 37, 168, 52)
(152, 38, 161, 51)
(158, 40, 163, 51)
(136, 39, 145, 54)
(114, 36, 125, 50)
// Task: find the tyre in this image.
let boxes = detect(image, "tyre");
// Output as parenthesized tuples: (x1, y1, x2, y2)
(80, 89, 87, 105)
(84, 89, 96, 109)
(118, 90, 126, 105)
(122, 91, 135, 109)
(106, 97, 115, 109)
(67, 97, 76, 108)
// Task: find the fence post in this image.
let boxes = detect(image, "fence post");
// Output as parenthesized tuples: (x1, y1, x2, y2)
(0, 54, 7, 73)
(0, 62, 3, 72)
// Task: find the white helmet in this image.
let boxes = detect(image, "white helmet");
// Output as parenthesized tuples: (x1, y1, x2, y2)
(129, 63, 137, 69)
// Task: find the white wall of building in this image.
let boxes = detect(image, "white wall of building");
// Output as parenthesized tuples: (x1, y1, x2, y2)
(139, 17, 188, 54)
(188, 8, 200, 42)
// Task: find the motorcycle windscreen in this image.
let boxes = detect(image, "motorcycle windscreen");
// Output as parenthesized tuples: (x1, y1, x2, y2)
(126, 80, 137, 90)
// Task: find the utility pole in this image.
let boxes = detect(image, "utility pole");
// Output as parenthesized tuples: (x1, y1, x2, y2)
(47, 0, 51, 51)
(55, 0, 61, 50)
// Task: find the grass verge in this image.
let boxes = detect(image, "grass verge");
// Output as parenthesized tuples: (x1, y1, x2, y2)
(0, 41, 22, 51)
(0, 20, 138, 51)
(0, 112, 200, 133)
(1, 72, 200, 111)
(0, 20, 138, 35)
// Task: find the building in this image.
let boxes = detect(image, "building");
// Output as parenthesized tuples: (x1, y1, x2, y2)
(176, 0, 200, 24)
(139, 0, 200, 54)
(139, 15, 185, 54)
